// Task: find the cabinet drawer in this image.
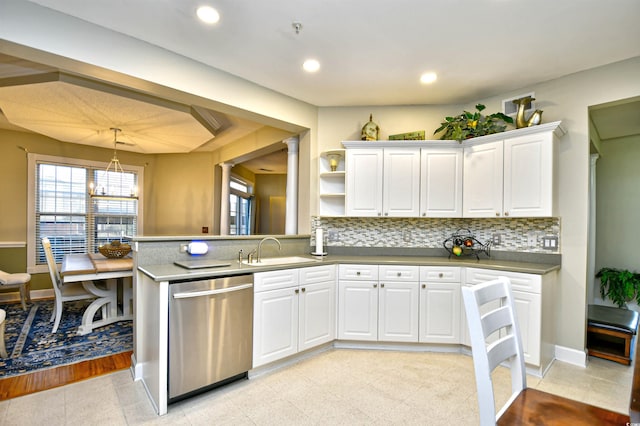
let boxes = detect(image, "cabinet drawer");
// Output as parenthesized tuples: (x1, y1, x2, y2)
(379, 265, 419, 282)
(338, 264, 379, 280)
(254, 268, 299, 292)
(419, 266, 461, 283)
(465, 267, 541, 294)
(300, 264, 336, 285)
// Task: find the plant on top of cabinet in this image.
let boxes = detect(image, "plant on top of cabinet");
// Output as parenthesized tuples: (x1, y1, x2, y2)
(434, 104, 514, 142)
(596, 267, 640, 308)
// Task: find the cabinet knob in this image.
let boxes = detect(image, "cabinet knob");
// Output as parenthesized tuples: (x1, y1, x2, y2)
(438, 273, 444, 278)
(301, 287, 306, 292)
(422, 213, 426, 217)
(380, 283, 384, 288)
(374, 284, 378, 288)
(384, 212, 389, 216)
(495, 212, 500, 217)
(397, 272, 401, 277)
(295, 289, 300, 294)
(422, 284, 426, 289)
(378, 212, 382, 216)
(356, 271, 361, 276)
(504, 212, 509, 217)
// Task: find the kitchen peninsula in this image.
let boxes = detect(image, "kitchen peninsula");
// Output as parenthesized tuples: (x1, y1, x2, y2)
(131, 234, 559, 415)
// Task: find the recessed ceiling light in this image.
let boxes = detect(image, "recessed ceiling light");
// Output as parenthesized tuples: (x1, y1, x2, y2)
(303, 59, 320, 73)
(420, 72, 437, 84)
(197, 6, 220, 24)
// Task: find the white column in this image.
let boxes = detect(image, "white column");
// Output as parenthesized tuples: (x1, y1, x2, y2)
(219, 162, 233, 235)
(283, 137, 299, 235)
(587, 154, 599, 304)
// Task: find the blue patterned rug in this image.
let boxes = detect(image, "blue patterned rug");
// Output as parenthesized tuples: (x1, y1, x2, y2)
(0, 299, 132, 378)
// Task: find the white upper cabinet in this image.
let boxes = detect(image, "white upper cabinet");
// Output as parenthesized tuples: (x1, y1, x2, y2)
(462, 141, 504, 218)
(341, 122, 564, 219)
(420, 148, 463, 217)
(503, 132, 554, 217)
(383, 148, 421, 217)
(345, 148, 384, 217)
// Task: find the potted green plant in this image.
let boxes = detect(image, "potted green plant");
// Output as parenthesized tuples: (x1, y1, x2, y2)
(434, 104, 514, 142)
(596, 267, 640, 308)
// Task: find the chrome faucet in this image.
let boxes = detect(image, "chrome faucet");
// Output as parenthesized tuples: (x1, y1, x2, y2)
(257, 237, 281, 262)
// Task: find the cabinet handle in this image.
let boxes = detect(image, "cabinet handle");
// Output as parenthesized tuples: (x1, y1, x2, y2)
(422, 284, 426, 289)
(295, 289, 299, 294)
(374, 284, 378, 288)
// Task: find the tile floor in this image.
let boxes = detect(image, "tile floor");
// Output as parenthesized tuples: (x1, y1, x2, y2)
(0, 349, 632, 425)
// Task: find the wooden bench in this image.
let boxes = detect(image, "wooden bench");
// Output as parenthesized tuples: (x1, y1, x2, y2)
(587, 304, 639, 365)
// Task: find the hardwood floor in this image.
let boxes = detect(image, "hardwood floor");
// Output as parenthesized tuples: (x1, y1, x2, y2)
(0, 351, 133, 401)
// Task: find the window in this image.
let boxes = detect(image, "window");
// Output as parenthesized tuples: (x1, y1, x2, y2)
(229, 176, 253, 235)
(27, 154, 144, 272)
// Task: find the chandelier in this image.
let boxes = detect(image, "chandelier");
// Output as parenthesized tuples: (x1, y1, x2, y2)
(88, 128, 138, 200)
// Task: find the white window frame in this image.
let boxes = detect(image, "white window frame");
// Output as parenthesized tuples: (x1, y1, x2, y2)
(27, 153, 144, 274)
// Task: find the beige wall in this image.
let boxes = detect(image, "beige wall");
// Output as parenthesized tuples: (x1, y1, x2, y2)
(595, 135, 640, 272)
(254, 174, 287, 234)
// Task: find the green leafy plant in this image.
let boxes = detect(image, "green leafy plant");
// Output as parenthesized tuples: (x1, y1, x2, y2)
(434, 104, 514, 142)
(596, 267, 640, 308)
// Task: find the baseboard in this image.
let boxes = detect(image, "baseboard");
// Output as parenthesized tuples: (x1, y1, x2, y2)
(0, 289, 53, 304)
(555, 344, 587, 367)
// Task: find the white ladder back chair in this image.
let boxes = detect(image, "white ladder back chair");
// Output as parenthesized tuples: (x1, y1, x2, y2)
(461, 276, 526, 425)
(42, 237, 96, 333)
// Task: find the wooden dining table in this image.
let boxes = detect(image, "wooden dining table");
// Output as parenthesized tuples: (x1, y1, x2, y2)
(60, 253, 133, 335)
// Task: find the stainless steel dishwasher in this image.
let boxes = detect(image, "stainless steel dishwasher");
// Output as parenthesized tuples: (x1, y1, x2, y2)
(168, 274, 253, 401)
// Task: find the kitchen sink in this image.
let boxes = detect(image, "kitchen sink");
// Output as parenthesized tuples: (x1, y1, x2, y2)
(242, 256, 320, 266)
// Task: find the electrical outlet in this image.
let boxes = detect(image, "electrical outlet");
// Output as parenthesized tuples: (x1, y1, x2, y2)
(403, 230, 412, 242)
(327, 230, 339, 242)
(492, 233, 502, 245)
(542, 236, 558, 250)
(527, 232, 537, 247)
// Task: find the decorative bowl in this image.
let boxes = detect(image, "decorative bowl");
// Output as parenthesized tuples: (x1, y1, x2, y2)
(98, 241, 131, 258)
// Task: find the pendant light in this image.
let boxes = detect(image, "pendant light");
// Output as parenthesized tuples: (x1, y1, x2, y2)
(89, 128, 138, 200)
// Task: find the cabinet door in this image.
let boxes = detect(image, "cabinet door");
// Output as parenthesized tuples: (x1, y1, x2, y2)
(512, 290, 541, 366)
(420, 148, 463, 217)
(463, 141, 504, 217)
(346, 149, 383, 217)
(419, 282, 461, 344)
(299, 280, 336, 351)
(253, 287, 299, 367)
(378, 281, 419, 342)
(338, 280, 378, 341)
(504, 132, 553, 217)
(383, 148, 421, 217)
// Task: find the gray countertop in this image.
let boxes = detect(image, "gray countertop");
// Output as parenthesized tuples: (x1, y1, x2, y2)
(138, 254, 560, 282)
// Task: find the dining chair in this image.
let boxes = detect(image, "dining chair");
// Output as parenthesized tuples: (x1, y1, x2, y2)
(42, 237, 97, 333)
(0, 269, 31, 311)
(0, 308, 7, 358)
(461, 277, 630, 426)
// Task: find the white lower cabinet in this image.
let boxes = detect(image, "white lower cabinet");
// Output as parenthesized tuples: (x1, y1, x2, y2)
(338, 264, 419, 343)
(419, 267, 461, 344)
(462, 267, 549, 368)
(253, 265, 336, 368)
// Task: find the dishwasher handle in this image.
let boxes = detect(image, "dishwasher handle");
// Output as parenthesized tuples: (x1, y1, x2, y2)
(173, 283, 253, 299)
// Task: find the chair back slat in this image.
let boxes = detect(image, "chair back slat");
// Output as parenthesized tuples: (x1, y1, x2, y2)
(42, 238, 62, 297)
(462, 276, 527, 426)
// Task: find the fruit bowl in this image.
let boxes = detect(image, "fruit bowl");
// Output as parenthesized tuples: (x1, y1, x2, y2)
(442, 229, 491, 259)
(98, 240, 131, 258)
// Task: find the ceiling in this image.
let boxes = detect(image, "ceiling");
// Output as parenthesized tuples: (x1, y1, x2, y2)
(0, 0, 638, 167)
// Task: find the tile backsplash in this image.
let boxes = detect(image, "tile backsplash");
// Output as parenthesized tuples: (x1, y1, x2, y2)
(312, 217, 560, 254)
